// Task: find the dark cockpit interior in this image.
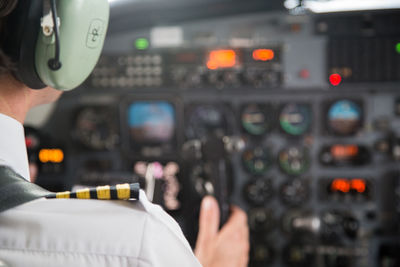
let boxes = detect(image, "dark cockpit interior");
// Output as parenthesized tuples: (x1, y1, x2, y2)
(24, 1, 400, 266)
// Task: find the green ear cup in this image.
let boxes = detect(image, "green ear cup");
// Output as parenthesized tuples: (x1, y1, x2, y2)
(35, 0, 109, 91)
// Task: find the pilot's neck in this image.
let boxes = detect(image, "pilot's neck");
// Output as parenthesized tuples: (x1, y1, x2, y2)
(0, 74, 31, 124)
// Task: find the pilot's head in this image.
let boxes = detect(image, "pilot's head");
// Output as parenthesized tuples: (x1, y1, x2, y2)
(0, 0, 109, 115)
(0, 0, 18, 75)
(0, 0, 61, 113)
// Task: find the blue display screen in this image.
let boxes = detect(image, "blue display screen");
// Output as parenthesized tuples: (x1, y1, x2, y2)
(328, 100, 361, 120)
(128, 101, 175, 143)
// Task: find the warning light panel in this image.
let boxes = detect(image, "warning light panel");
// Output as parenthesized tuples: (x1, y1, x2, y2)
(331, 145, 359, 159)
(320, 178, 371, 202)
(331, 179, 351, 193)
(252, 49, 275, 61)
(39, 148, 64, 164)
(330, 178, 368, 194)
(351, 179, 366, 193)
(207, 49, 237, 70)
(320, 145, 370, 166)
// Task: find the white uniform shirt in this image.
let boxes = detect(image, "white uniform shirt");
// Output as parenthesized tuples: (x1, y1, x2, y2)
(0, 114, 30, 181)
(0, 113, 202, 267)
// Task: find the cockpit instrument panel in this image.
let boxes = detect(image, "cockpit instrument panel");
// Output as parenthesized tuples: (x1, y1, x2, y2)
(31, 8, 400, 267)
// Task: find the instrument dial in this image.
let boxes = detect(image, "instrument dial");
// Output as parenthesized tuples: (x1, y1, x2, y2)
(243, 177, 273, 205)
(242, 147, 271, 175)
(248, 208, 276, 233)
(321, 210, 359, 241)
(280, 178, 310, 206)
(283, 242, 315, 267)
(241, 104, 274, 136)
(279, 147, 310, 176)
(279, 103, 311, 136)
(250, 243, 275, 266)
(327, 100, 362, 135)
(186, 105, 233, 140)
(74, 107, 119, 150)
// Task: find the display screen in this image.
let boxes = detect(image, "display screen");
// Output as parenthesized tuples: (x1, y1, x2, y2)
(128, 102, 175, 144)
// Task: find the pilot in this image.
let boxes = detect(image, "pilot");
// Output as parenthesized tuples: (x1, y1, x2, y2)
(0, 0, 249, 266)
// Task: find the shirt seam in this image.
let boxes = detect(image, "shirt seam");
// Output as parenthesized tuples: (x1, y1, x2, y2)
(140, 209, 201, 265)
(145, 208, 188, 246)
(0, 247, 151, 264)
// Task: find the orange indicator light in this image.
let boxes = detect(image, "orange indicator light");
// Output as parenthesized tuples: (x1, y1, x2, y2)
(331, 179, 350, 193)
(331, 178, 367, 194)
(351, 179, 366, 193)
(207, 50, 236, 70)
(39, 149, 64, 164)
(252, 49, 275, 61)
(331, 145, 359, 159)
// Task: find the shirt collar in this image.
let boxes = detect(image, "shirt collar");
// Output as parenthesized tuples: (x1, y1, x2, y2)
(0, 113, 30, 181)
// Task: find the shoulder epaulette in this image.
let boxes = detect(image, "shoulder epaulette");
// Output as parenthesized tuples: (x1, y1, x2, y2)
(46, 183, 140, 200)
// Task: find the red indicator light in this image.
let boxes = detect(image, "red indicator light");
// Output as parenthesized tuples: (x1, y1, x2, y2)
(207, 50, 236, 70)
(329, 73, 342, 86)
(25, 137, 33, 148)
(331, 145, 359, 159)
(253, 49, 275, 61)
(331, 179, 350, 193)
(351, 179, 366, 193)
(299, 69, 310, 79)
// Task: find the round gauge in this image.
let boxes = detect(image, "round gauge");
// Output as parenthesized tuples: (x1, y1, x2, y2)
(186, 105, 232, 140)
(74, 107, 119, 150)
(280, 178, 310, 206)
(279, 147, 310, 175)
(250, 243, 275, 266)
(242, 147, 271, 175)
(283, 242, 315, 267)
(248, 208, 276, 233)
(279, 104, 311, 136)
(241, 104, 274, 136)
(327, 100, 362, 135)
(321, 210, 359, 241)
(243, 177, 273, 205)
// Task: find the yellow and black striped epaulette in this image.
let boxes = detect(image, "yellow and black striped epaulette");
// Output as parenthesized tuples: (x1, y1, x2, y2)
(46, 183, 140, 201)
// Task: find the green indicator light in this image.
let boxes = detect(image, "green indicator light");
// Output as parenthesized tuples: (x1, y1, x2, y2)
(135, 38, 149, 50)
(396, 43, 400, 54)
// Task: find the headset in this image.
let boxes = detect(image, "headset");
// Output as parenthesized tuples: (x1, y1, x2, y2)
(2, 0, 109, 91)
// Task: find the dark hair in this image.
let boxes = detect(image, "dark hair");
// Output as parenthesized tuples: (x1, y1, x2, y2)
(0, 0, 18, 75)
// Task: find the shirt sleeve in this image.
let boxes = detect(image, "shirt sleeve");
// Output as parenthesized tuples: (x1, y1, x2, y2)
(138, 203, 202, 267)
(139, 216, 202, 267)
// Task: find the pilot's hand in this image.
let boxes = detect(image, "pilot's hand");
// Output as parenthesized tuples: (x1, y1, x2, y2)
(194, 196, 249, 267)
